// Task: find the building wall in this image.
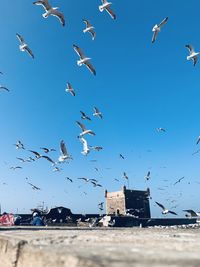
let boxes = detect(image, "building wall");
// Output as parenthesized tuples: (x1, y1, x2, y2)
(105, 189, 126, 215)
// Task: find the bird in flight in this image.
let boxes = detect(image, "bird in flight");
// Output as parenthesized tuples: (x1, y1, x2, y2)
(123, 172, 128, 180)
(144, 171, 151, 181)
(155, 201, 177, 215)
(40, 147, 56, 153)
(73, 44, 96, 75)
(33, 0, 65, 26)
(185, 45, 199, 66)
(27, 182, 41, 191)
(79, 136, 90, 156)
(14, 140, 25, 150)
(173, 176, 185, 185)
(29, 150, 42, 159)
(65, 177, 73, 183)
(156, 127, 166, 133)
(119, 154, 125, 159)
(0, 86, 9, 92)
(99, 0, 116, 20)
(83, 19, 96, 40)
(10, 166, 22, 170)
(58, 140, 72, 162)
(16, 33, 34, 59)
(76, 121, 95, 137)
(183, 209, 200, 217)
(65, 82, 75, 96)
(80, 111, 91, 121)
(42, 155, 55, 165)
(152, 17, 168, 43)
(93, 107, 103, 119)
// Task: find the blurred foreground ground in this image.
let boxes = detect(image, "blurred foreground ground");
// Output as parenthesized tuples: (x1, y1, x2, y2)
(0, 227, 200, 267)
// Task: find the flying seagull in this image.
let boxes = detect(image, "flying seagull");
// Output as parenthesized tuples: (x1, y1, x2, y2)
(174, 176, 184, 185)
(10, 166, 22, 170)
(33, 0, 65, 26)
(73, 44, 96, 75)
(119, 154, 125, 159)
(156, 127, 166, 133)
(79, 137, 90, 156)
(65, 82, 75, 96)
(185, 45, 199, 66)
(65, 177, 73, 183)
(155, 201, 177, 215)
(58, 140, 72, 162)
(76, 121, 95, 137)
(90, 146, 103, 151)
(42, 155, 55, 165)
(145, 171, 151, 181)
(27, 182, 41, 191)
(83, 19, 96, 40)
(183, 209, 200, 217)
(93, 107, 103, 119)
(0, 86, 9, 92)
(80, 111, 91, 121)
(196, 136, 200, 145)
(14, 140, 25, 150)
(123, 172, 128, 180)
(29, 150, 42, 159)
(40, 147, 56, 153)
(99, 0, 116, 20)
(152, 17, 168, 43)
(16, 33, 34, 59)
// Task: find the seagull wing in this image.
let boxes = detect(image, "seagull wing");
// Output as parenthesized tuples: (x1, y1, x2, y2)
(152, 30, 158, 43)
(196, 136, 200, 145)
(0, 86, 9, 92)
(51, 9, 65, 26)
(67, 82, 72, 89)
(60, 140, 68, 156)
(185, 44, 194, 55)
(42, 155, 55, 164)
(29, 150, 41, 157)
(94, 107, 99, 113)
(168, 210, 178, 215)
(193, 56, 198, 66)
(158, 17, 168, 28)
(73, 45, 85, 59)
(83, 19, 92, 28)
(25, 46, 34, 59)
(101, 0, 108, 3)
(76, 121, 86, 131)
(80, 111, 86, 117)
(33, 0, 51, 11)
(85, 61, 96, 75)
(16, 33, 25, 44)
(155, 201, 165, 210)
(105, 6, 116, 20)
(89, 29, 96, 40)
(183, 210, 197, 217)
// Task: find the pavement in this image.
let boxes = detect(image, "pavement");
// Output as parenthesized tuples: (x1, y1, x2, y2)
(1, 226, 200, 267)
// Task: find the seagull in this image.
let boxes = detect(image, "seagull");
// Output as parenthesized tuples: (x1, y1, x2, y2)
(114, 178, 120, 182)
(53, 166, 61, 172)
(65, 177, 73, 183)
(83, 19, 96, 40)
(196, 136, 200, 145)
(183, 209, 200, 217)
(93, 107, 103, 119)
(185, 45, 199, 66)
(27, 182, 41, 191)
(29, 150, 42, 159)
(33, 0, 65, 26)
(14, 140, 25, 150)
(91, 181, 103, 187)
(76, 121, 95, 137)
(99, 0, 116, 20)
(145, 171, 151, 181)
(119, 154, 125, 159)
(94, 167, 99, 172)
(152, 17, 168, 43)
(80, 111, 91, 121)
(156, 127, 166, 133)
(65, 82, 75, 96)
(16, 157, 26, 163)
(73, 44, 96, 75)
(58, 140, 72, 162)
(155, 201, 177, 215)
(0, 86, 9, 92)
(40, 147, 56, 153)
(16, 33, 34, 59)
(174, 176, 185, 185)
(79, 137, 90, 156)
(123, 172, 128, 180)
(10, 166, 22, 170)
(77, 177, 91, 183)
(90, 146, 103, 151)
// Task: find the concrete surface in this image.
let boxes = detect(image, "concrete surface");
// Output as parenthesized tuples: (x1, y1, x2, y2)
(1, 227, 200, 267)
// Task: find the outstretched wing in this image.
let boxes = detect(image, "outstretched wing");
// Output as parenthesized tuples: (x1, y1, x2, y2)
(33, 0, 51, 11)
(16, 33, 25, 44)
(83, 19, 92, 28)
(152, 31, 158, 43)
(185, 44, 194, 55)
(25, 46, 34, 59)
(85, 61, 96, 75)
(76, 121, 86, 131)
(60, 140, 68, 156)
(105, 6, 116, 20)
(155, 201, 165, 210)
(168, 210, 178, 215)
(183, 209, 197, 217)
(51, 10, 65, 26)
(158, 17, 168, 28)
(73, 44, 85, 59)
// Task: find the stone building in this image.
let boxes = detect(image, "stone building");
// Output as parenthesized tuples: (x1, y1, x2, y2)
(105, 186, 151, 218)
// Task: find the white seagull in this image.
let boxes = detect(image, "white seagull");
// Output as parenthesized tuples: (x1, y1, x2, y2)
(152, 17, 168, 43)
(73, 44, 96, 76)
(83, 19, 96, 40)
(99, 0, 116, 20)
(16, 33, 34, 59)
(76, 121, 95, 137)
(58, 140, 72, 162)
(155, 201, 177, 215)
(185, 45, 199, 66)
(65, 82, 75, 96)
(33, 0, 65, 26)
(93, 107, 103, 119)
(79, 137, 90, 156)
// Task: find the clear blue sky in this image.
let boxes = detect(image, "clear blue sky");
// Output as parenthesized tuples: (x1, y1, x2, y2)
(0, 0, 200, 217)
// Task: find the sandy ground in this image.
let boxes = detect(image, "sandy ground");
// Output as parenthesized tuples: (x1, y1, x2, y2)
(1, 227, 200, 267)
